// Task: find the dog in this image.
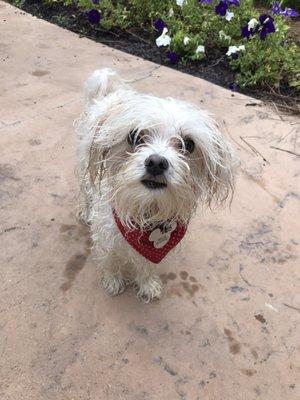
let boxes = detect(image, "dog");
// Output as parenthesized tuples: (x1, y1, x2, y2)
(75, 68, 236, 302)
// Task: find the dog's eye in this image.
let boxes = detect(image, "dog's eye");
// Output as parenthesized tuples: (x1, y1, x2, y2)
(127, 131, 145, 146)
(183, 138, 195, 154)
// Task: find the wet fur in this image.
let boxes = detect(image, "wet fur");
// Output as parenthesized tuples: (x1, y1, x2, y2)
(75, 68, 236, 302)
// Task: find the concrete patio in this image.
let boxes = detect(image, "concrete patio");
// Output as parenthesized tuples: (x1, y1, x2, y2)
(0, 2, 299, 399)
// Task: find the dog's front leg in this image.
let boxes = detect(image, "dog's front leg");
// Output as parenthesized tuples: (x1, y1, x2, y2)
(100, 254, 128, 296)
(133, 262, 163, 303)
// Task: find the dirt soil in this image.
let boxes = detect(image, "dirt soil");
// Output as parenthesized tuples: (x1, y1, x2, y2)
(6, 0, 300, 110)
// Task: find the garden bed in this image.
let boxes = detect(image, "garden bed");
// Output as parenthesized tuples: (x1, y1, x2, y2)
(7, 0, 300, 111)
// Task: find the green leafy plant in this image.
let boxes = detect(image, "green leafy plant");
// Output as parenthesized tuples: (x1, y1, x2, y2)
(20, 0, 300, 91)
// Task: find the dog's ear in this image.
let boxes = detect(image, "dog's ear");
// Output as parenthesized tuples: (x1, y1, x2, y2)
(206, 138, 236, 207)
(80, 69, 125, 186)
(193, 121, 237, 207)
(87, 138, 110, 187)
(84, 68, 123, 103)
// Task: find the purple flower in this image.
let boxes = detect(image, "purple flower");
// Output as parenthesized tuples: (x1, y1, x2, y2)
(229, 82, 238, 91)
(242, 15, 276, 40)
(215, 1, 228, 16)
(87, 9, 101, 24)
(271, 1, 281, 14)
(215, 0, 240, 16)
(259, 14, 276, 40)
(204, 0, 239, 6)
(91, 0, 100, 4)
(227, 0, 240, 6)
(241, 25, 251, 38)
(271, 2, 299, 18)
(282, 8, 299, 17)
(167, 51, 180, 64)
(154, 18, 167, 32)
(241, 18, 259, 38)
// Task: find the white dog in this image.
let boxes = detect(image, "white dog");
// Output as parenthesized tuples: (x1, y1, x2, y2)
(75, 68, 236, 302)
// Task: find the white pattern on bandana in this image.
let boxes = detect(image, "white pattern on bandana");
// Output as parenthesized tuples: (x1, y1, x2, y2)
(149, 221, 177, 249)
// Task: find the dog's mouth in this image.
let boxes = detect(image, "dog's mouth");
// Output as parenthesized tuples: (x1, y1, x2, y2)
(141, 179, 167, 190)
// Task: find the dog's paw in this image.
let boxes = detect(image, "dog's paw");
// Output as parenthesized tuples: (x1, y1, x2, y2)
(134, 275, 163, 303)
(101, 271, 127, 296)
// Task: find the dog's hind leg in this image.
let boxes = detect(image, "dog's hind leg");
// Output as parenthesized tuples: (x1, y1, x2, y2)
(77, 182, 91, 224)
(75, 159, 92, 225)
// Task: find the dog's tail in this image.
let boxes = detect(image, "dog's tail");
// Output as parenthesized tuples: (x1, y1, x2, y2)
(84, 68, 123, 103)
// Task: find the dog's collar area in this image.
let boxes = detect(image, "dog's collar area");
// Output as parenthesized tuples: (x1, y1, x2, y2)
(112, 209, 187, 264)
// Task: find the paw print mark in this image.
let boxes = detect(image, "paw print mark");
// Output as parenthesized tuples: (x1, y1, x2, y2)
(160, 272, 177, 284)
(165, 270, 202, 298)
(60, 222, 91, 292)
(179, 271, 188, 280)
(178, 271, 201, 297)
(179, 271, 198, 282)
(180, 281, 199, 297)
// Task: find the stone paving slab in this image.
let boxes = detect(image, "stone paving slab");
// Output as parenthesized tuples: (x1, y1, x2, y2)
(0, 2, 299, 400)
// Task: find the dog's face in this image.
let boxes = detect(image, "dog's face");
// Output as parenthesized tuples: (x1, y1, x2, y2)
(86, 83, 235, 228)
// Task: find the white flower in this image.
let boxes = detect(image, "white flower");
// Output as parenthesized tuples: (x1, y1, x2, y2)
(195, 45, 205, 54)
(219, 30, 231, 41)
(248, 18, 258, 30)
(168, 8, 174, 17)
(183, 36, 190, 45)
(226, 46, 238, 56)
(226, 45, 245, 56)
(225, 11, 234, 21)
(156, 28, 171, 47)
(176, 0, 186, 7)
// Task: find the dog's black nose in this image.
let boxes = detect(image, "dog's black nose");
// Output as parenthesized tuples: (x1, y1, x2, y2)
(145, 154, 169, 176)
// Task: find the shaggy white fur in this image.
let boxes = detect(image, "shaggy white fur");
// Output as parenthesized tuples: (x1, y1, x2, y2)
(75, 68, 236, 302)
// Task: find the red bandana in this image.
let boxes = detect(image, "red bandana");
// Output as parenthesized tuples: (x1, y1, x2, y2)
(113, 210, 187, 264)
